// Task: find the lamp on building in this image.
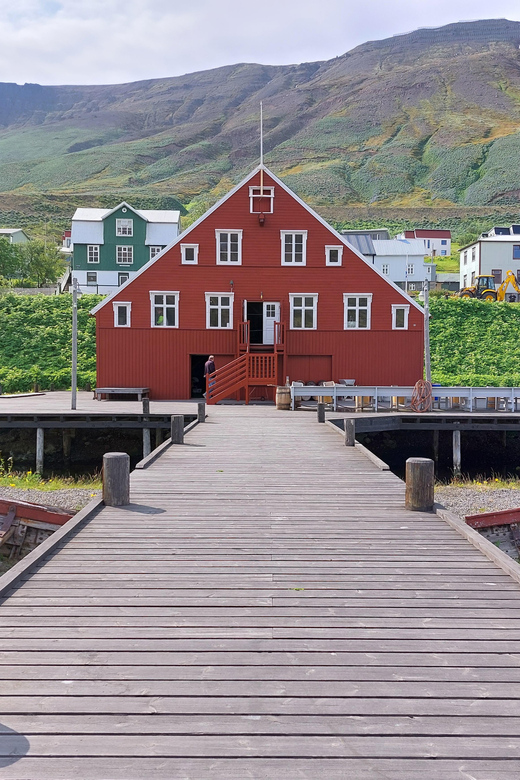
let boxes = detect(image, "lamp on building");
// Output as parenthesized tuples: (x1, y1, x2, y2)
(258, 213, 265, 226)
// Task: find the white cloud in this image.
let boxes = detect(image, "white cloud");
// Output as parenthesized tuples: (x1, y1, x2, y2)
(0, 0, 519, 85)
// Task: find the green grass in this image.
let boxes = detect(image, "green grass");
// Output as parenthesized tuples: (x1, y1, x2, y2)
(0, 471, 102, 491)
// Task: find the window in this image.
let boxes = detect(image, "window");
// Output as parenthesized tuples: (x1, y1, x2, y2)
(325, 245, 343, 266)
(289, 294, 318, 329)
(216, 231, 242, 264)
(87, 245, 100, 263)
(492, 269, 502, 284)
(463, 275, 467, 287)
(406, 263, 415, 275)
(118, 272, 129, 286)
(116, 218, 133, 236)
(472, 246, 476, 262)
(408, 283, 417, 291)
(427, 240, 430, 249)
(381, 264, 389, 275)
(117, 246, 133, 264)
(392, 304, 410, 330)
(205, 293, 234, 329)
(441, 239, 447, 246)
(86, 271, 97, 286)
(249, 186, 274, 214)
(471, 272, 475, 284)
(441, 250, 446, 256)
(513, 246, 520, 260)
(113, 302, 131, 328)
(464, 251, 467, 265)
(149, 246, 162, 260)
(181, 244, 199, 264)
(150, 292, 179, 328)
(344, 294, 372, 330)
(281, 231, 307, 265)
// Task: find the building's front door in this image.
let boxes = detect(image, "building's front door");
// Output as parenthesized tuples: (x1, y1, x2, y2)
(262, 302, 280, 345)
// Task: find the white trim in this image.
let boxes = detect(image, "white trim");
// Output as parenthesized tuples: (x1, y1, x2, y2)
(91, 165, 424, 316)
(343, 293, 373, 330)
(149, 246, 163, 261)
(325, 245, 343, 266)
(113, 301, 131, 328)
(281, 231, 307, 265)
(181, 243, 199, 264)
(116, 218, 133, 237)
(149, 291, 180, 329)
(86, 270, 98, 286)
(215, 230, 242, 265)
(249, 186, 274, 214)
(205, 292, 235, 329)
(392, 303, 410, 330)
(87, 245, 100, 264)
(289, 293, 318, 330)
(116, 245, 133, 265)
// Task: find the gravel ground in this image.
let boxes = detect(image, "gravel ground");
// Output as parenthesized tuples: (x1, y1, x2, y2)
(435, 486, 520, 519)
(0, 487, 100, 512)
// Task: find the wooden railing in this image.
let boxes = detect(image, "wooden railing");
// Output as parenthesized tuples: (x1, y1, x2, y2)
(206, 353, 277, 405)
(274, 321, 285, 353)
(238, 320, 250, 353)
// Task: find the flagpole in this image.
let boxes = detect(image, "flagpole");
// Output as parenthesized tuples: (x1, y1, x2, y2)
(260, 102, 264, 194)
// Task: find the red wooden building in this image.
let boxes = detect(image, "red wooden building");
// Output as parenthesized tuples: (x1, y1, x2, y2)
(91, 166, 425, 401)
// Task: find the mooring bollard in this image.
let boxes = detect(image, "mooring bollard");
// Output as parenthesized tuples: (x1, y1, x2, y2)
(103, 452, 130, 506)
(344, 418, 355, 447)
(171, 415, 184, 444)
(35, 428, 44, 474)
(142, 398, 150, 415)
(197, 401, 206, 423)
(405, 457, 434, 512)
(317, 402, 325, 423)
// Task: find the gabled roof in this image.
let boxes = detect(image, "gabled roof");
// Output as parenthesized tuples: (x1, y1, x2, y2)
(72, 202, 180, 223)
(404, 229, 451, 239)
(91, 166, 424, 316)
(0, 228, 28, 237)
(372, 239, 427, 256)
(343, 235, 375, 256)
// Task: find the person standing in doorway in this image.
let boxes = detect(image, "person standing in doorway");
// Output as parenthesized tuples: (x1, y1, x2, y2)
(203, 355, 216, 397)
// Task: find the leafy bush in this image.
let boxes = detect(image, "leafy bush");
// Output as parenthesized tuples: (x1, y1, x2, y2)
(0, 293, 102, 393)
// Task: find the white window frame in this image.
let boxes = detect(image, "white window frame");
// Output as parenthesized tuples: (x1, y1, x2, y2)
(86, 271, 97, 286)
(87, 245, 100, 264)
(116, 245, 133, 265)
(215, 230, 242, 265)
(116, 218, 133, 236)
(281, 231, 307, 265)
(392, 304, 410, 330)
(406, 263, 415, 276)
(289, 293, 318, 330)
(150, 291, 179, 329)
(205, 292, 234, 329)
(113, 301, 131, 328)
(149, 246, 162, 261)
(325, 245, 343, 266)
(181, 244, 199, 264)
(381, 263, 390, 275)
(118, 272, 129, 286)
(343, 293, 372, 330)
(249, 186, 275, 214)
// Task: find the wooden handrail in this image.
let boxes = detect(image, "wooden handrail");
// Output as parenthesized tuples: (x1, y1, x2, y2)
(206, 352, 277, 404)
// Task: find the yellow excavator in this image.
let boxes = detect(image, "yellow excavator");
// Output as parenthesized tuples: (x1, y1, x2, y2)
(458, 271, 520, 301)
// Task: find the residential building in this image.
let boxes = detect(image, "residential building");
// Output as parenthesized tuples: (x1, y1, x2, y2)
(343, 232, 435, 290)
(71, 203, 181, 294)
(398, 228, 451, 257)
(91, 166, 424, 400)
(0, 228, 30, 244)
(460, 225, 520, 300)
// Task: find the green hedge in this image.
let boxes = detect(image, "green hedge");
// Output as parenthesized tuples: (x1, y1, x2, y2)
(0, 293, 102, 393)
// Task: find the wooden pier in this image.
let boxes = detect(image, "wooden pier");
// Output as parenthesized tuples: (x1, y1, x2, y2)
(1, 405, 520, 778)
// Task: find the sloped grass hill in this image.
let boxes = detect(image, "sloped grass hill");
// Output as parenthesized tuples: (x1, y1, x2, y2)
(430, 297, 520, 387)
(0, 294, 102, 393)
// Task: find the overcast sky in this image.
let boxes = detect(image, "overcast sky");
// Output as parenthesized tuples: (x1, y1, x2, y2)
(1, 0, 520, 86)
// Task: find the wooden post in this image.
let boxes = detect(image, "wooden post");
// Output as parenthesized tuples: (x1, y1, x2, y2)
(433, 429, 439, 463)
(453, 429, 461, 476)
(142, 398, 151, 458)
(63, 430, 72, 464)
(155, 428, 163, 448)
(317, 402, 325, 423)
(405, 457, 434, 512)
(344, 419, 355, 446)
(142, 398, 150, 415)
(171, 415, 184, 444)
(197, 401, 206, 423)
(35, 428, 44, 474)
(103, 452, 130, 506)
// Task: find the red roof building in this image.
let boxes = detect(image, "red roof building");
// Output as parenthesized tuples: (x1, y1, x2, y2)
(400, 229, 452, 258)
(92, 167, 425, 401)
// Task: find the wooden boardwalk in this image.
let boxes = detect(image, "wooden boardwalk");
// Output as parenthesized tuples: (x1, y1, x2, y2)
(1, 406, 520, 778)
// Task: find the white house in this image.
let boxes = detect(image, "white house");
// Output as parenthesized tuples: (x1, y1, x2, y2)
(345, 234, 435, 290)
(460, 225, 520, 299)
(0, 228, 30, 244)
(397, 229, 451, 257)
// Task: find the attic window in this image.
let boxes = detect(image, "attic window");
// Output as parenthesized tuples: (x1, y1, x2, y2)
(249, 186, 274, 214)
(116, 218, 133, 236)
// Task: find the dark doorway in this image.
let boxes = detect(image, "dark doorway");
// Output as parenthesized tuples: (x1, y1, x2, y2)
(190, 354, 209, 398)
(247, 302, 263, 344)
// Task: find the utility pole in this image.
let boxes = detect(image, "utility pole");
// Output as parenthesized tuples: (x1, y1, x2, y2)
(423, 277, 431, 382)
(71, 277, 78, 410)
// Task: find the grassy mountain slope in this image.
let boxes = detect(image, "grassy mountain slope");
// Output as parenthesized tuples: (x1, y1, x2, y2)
(1, 19, 520, 224)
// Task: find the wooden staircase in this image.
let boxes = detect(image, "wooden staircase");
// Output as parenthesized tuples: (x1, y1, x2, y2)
(206, 352, 277, 405)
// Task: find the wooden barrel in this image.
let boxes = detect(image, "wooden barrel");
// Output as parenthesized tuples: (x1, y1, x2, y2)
(276, 386, 291, 410)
